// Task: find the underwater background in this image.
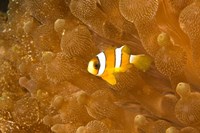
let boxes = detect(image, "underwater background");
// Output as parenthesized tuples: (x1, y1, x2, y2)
(0, 0, 200, 132)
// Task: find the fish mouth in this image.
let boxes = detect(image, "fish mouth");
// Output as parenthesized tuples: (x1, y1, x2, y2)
(87, 66, 92, 74)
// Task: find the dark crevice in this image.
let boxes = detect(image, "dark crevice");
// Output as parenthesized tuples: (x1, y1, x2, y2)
(0, 0, 9, 13)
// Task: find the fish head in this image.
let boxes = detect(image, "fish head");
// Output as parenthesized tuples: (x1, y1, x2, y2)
(87, 57, 100, 76)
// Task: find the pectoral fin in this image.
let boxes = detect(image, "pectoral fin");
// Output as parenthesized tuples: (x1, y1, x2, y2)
(101, 74, 116, 85)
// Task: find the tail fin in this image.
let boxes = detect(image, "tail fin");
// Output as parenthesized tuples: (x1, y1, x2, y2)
(129, 54, 153, 72)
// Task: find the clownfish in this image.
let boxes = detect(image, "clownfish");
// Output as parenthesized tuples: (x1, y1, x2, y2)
(87, 45, 152, 85)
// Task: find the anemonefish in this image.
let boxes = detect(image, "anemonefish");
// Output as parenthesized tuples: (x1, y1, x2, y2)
(87, 45, 152, 85)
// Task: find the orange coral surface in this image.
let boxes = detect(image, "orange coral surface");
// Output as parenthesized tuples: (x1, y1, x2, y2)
(0, 0, 200, 132)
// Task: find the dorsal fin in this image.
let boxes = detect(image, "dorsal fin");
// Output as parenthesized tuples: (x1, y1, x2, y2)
(121, 45, 132, 54)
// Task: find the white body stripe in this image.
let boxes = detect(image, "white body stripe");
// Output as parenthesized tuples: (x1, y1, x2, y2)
(97, 52, 106, 76)
(115, 46, 124, 68)
(129, 55, 135, 63)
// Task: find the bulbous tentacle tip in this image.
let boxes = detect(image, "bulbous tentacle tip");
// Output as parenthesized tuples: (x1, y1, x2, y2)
(166, 127, 180, 133)
(160, 93, 178, 116)
(176, 82, 191, 98)
(43, 115, 52, 126)
(175, 83, 200, 125)
(54, 19, 66, 33)
(19, 76, 29, 87)
(19, 77, 37, 94)
(41, 51, 56, 64)
(23, 19, 34, 34)
(134, 115, 147, 127)
(51, 95, 64, 109)
(76, 126, 86, 133)
(51, 124, 69, 133)
(157, 32, 171, 47)
(76, 91, 90, 105)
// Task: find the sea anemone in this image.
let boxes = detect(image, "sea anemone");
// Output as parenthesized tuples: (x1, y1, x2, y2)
(1, 0, 200, 132)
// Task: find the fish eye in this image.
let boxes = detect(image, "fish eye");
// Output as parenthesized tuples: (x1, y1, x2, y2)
(93, 62, 100, 69)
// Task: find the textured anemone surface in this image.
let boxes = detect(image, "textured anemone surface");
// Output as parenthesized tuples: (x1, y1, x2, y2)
(1, 0, 200, 133)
